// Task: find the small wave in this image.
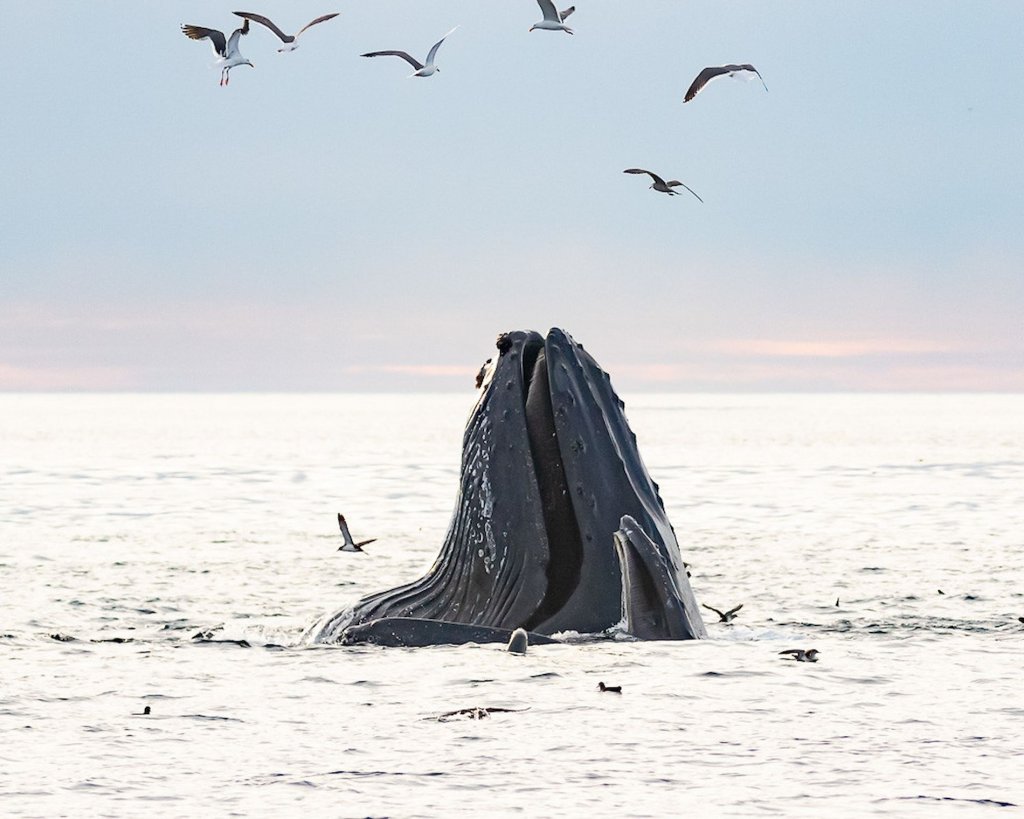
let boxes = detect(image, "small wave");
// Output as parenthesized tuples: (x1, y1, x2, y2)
(887, 795, 1017, 808)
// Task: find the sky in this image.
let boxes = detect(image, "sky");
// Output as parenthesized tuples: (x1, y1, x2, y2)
(1, 1, 1022, 391)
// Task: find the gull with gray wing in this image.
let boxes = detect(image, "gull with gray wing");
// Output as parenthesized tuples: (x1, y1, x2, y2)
(623, 169, 703, 202)
(181, 19, 253, 86)
(361, 27, 458, 78)
(232, 11, 339, 53)
(530, 0, 575, 34)
(684, 64, 768, 103)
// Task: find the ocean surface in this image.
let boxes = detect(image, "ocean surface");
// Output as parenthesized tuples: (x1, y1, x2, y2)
(2, 393, 1022, 817)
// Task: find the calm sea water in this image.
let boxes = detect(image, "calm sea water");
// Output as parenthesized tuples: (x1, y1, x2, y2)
(2, 393, 1022, 817)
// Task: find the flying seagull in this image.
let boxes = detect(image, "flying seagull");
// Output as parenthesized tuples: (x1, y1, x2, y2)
(683, 64, 768, 103)
(181, 19, 253, 86)
(702, 602, 743, 622)
(623, 169, 703, 202)
(337, 513, 376, 553)
(361, 27, 458, 77)
(232, 11, 339, 52)
(530, 0, 575, 34)
(779, 648, 820, 663)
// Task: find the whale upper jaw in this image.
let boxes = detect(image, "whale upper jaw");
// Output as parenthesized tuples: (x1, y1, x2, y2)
(614, 515, 707, 640)
(316, 328, 703, 642)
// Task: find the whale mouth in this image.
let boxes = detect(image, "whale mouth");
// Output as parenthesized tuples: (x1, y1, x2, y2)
(319, 327, 701, 641)
(518, 336, 584, 630)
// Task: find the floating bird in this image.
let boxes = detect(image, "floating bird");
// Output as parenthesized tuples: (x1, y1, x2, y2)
(598, 682, 622, 694)
(623, 169, 703, 202)
(507, 627, 529, 655)
(683, 64, 768, 103)
(232, 11, 339, 52)
(779, 648, 819, 663)
(937, 589, 945, 595)
(702, 603, 743, 622)
(182, 19, 253, 86)
(132, 705, 151, 716)
(337, 513, 376, 552)
(530, 0, 575, 34)
(361, 27, 458, 77)
(436, 707, 528, 722)
(835, 597, 840, 607)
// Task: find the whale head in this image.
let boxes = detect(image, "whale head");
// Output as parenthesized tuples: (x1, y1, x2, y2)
(317, 328, 704, 641)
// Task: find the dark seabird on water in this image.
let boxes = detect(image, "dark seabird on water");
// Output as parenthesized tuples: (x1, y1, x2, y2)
(702, 603, 743, 623)
(132, 705, 151, 716)
(779, 648, 819, 663)
(337, 513, 376, 552)
(361, 27, 458, 78)
(683, 64, 768, 103)
(598, 682, 622, 694)
(623, 169, 703, 202)
(530, 0, 575, 34)
(181, 19, 253, 86)
(233, 11, 340, 52)
(436, 707, 528, 722)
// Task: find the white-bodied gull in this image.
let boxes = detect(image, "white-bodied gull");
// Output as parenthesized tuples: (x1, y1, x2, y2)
(337, 513, 376, 553)
(530, 0, 575, 34)
(623, 169, 703, 202)
(181, 19, 253, 86)
(232, 11, 339, 52)
(684, 64, 768, 103)
(360, 27, 458, 77)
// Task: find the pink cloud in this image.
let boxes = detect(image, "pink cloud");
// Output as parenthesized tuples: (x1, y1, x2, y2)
(711, 338, 962, 358)
(343, 364, 472, 377)
(0, 363, 136, 390)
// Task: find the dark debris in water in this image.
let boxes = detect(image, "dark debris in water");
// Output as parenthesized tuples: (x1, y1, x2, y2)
(892, 795, 1017, 808)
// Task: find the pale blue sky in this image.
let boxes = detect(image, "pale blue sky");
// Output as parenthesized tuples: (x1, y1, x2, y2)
(2, 1, 1021, 390)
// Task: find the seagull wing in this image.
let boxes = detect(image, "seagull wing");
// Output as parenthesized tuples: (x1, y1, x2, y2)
(337, 513, 354, 545)
(624, 168, 667, 187)
(778, 649, 802, 657)
(683, 66, 731, 102)
(724, 603, 743, 617)
(701, 603, 725, 619)
(233, 11, 290, 42)
(667, 181, 704, 203)
(559, 5, 576, 21)
(355, 538, 377, 548)
(425, 26, 458, 66)
(537, 0, 561, 22)
(361, 50, 424, 70)
(226, 19, 250, 57)
(182, 25, 227, 57)
(296, 13, 341, 38)
(740, 64, 769, 92)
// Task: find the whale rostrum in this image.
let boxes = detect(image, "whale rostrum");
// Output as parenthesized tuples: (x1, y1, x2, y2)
(314, 328, 706, 644)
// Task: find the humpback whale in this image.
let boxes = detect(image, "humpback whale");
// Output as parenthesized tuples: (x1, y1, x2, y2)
(314, 328, 705, 645)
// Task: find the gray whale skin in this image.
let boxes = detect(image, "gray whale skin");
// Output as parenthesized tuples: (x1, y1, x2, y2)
(314, 328, 706, 645)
